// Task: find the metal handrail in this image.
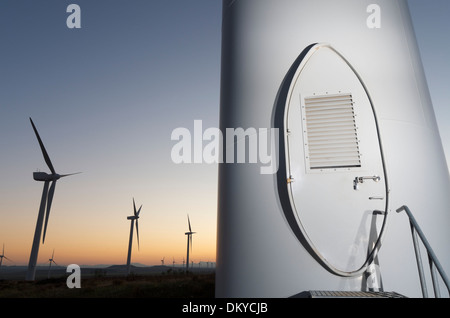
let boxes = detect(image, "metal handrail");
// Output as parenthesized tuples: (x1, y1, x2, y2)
(396, 205, 450, 298)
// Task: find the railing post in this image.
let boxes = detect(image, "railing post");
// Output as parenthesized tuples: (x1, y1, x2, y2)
(410, 224, 428, 297)
(397, 205, 450, 298)
(429, 254, 441, 298)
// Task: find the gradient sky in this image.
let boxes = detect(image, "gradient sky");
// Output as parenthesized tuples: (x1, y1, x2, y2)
(0, 0, 448, 268)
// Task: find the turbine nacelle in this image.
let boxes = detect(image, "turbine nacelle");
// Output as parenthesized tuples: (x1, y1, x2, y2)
(33, 172, 60, 182)
(33, 172, 80, 182)
(127, 215, 139, 220)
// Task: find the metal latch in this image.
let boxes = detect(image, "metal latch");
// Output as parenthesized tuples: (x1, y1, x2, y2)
(353, 176, 381, 190)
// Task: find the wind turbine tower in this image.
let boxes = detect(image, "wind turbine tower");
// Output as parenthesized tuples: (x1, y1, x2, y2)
(0, 244, 12, 271)
(126, 198, 142, 275)
(185, 215, 196, 271)
(26, 118, 80, 281)
(47, 249, 57, 279)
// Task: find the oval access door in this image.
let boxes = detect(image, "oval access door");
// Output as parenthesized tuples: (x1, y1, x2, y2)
(283, 43, 389, 276)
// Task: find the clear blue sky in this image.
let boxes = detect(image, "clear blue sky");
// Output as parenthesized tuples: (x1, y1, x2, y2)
(0, 1, 448, 266)
(409, 0, 450, 170)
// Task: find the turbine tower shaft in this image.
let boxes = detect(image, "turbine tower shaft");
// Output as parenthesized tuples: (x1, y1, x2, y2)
(186, 233, 190, 271)
(26, 180, 49, 281)
(126, 218, 135, 275)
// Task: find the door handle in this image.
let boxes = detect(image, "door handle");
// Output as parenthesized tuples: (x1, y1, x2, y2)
(353, 176, 381, 190)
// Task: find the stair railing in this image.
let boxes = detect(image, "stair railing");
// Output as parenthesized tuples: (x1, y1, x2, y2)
(396, 205, 450, 298)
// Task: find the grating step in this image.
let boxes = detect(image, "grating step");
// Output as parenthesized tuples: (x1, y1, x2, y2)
(292, 290, 407, 298)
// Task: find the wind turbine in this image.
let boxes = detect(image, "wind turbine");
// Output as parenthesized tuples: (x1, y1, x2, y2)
(161, 257, 165, 266)
(126, 198, 142, 275)
(26, 118, 80, 281)
(47, 249, 57, 278)
(0, 244, 12, 272)
(185, 215, 196, 271)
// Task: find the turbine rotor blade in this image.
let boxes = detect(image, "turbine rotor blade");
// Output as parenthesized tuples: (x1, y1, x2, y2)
(59, 172, 82, 178)
(39, 181, 50, 243)
(188, 215, 192, 232)
(43, 181, 56, 244)
(29, 118, 56, 174)
(133, 198, 137, 216)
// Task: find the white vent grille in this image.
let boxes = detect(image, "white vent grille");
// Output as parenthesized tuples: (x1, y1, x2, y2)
(304, 94, 361, 170)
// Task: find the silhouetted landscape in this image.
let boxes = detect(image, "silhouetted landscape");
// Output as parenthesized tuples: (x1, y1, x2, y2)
(0, 265, 215, 297)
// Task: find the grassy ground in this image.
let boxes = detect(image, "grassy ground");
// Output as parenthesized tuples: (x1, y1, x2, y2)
(0, 272, 215, 298)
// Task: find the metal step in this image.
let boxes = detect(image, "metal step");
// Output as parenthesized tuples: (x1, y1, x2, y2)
(292, 290, 407, 298)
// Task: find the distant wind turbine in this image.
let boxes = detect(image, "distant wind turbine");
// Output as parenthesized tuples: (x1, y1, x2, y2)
(126, 198, 142, 275)
(26, 118, 80, 281)
(161, 257, 165, 266)
(185, 215, 196, 271)
(0, 244, 12, 271)
(47, 249, 57, 278)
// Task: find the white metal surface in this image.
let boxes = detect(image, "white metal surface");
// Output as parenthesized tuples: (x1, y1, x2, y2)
(216, 0, 450, 298)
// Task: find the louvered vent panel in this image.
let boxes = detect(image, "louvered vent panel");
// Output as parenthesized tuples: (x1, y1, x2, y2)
(304, 94, 361, 170)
